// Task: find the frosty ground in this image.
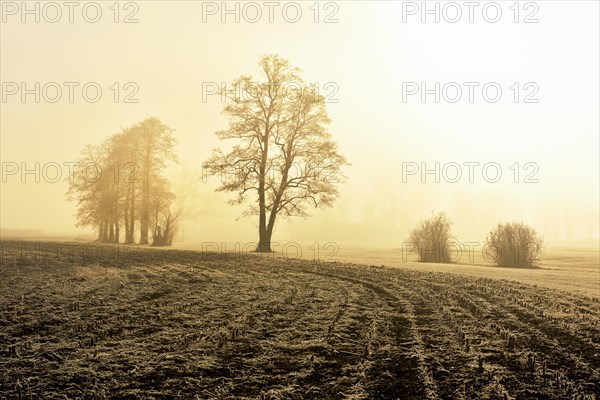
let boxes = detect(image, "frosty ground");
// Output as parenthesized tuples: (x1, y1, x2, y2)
(0, 241, 598, 399)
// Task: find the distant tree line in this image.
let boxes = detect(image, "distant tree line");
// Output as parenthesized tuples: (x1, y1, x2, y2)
(66, 117, 180, 246)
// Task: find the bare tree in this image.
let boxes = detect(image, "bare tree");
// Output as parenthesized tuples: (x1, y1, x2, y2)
(66, 143, 107, 240)
(485, 222, 543, 267)
(112, 127, 141, 244)
(149, 175, 175, 244)
(206, 55, 348, 252)
(152, 208, 182, 246)
(135, 118, 177, 245)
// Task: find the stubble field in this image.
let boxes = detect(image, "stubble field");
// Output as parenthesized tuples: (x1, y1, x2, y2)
(0, 241, 599, 399)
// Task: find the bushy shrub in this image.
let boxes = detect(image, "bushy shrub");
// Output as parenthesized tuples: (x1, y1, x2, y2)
(485, 222, 543, 267)
(408, 212, 454, 263)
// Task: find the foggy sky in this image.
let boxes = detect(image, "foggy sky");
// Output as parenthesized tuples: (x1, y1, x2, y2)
(1, 1, 598, 248)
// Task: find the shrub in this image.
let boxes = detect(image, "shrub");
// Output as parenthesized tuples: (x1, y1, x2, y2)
(408, 212, 455, 263)
(485, 222, 543, 267)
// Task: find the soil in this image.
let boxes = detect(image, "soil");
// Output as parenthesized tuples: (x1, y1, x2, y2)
(0, 241, 598, 399)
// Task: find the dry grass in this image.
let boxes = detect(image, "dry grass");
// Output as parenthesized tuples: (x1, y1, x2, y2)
(325, 246, 599, 298)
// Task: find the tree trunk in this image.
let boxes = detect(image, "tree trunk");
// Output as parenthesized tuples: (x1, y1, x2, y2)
(108, 203, 115, 243)
(128, 189, 135, 243)
(108, 222, 114, 243)
(256, 120, 270, 252)
(257, 155, 288, 253)
(114, 221, 120, 243)
(257, 162, 267, 251)
(101, 218, 109, 242)
(113, 183, 119, 243)
(259, 205, 279, 253)
(124, 196, 130, 243)
(152, 209, 159, 245)
(257, 226, 273, 252)
(139, 157, 150, 245)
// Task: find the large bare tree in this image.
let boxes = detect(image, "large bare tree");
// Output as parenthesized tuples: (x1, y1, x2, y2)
(206, 55, 347, 252)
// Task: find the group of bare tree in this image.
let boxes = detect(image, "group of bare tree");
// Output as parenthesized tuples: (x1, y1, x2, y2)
(67, 117, 180, 246)
(66, 56, 347, 251)
(66, 56, 547, 263)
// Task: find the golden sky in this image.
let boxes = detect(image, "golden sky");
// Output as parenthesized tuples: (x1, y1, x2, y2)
(1, 1, 598, 247)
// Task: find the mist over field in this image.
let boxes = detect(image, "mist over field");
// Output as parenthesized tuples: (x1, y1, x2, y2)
(1, 1, 599, 399)
(1, 1, 599, 250)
